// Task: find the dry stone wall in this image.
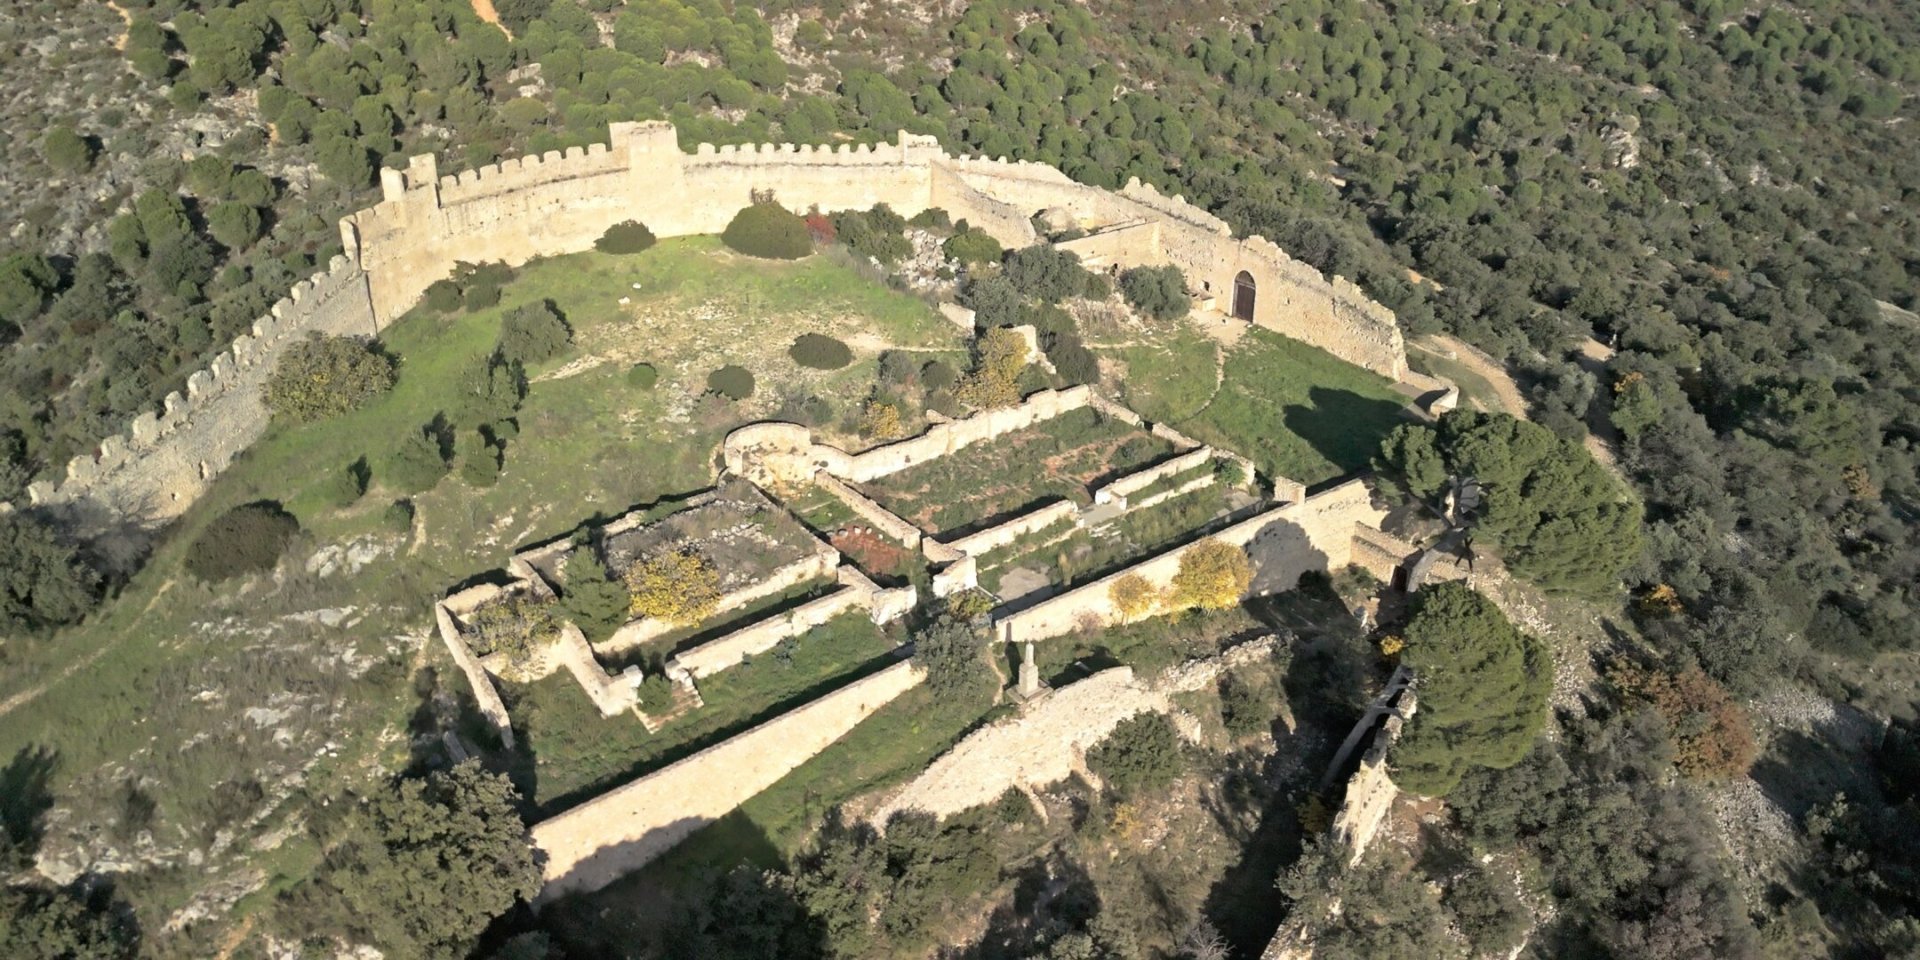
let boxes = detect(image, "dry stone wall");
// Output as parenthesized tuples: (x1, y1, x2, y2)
(598, 547, 837, 654)
(997, 479, 1384, 644)
(28, 257, 378, 525)
(531, 659, 925, 901)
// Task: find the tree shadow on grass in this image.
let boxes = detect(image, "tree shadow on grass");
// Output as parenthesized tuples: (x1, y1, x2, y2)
(1281, 387, 1409, 479)
(0, 744, 57, 864)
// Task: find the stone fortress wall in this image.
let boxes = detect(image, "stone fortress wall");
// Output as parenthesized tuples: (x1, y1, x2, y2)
(531, 658, 926, 902)
(36, 119, 1411, 524)
(27, 257, 379, 523)
(344, 122, 1408, 378)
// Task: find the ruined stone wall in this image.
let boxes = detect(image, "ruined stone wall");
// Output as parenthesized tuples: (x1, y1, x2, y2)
(840, 386, 1093, 482)
(1097, 446, 1213, 505)
(1329, 690, 1416, 865)
(531, 659, 925, 901)
(873, 637, 1279, 824)
(940, 499, 1078, 557)
(997, 479, 1383, 644)
(814, 473, 923, 547)
(670, 585, 871, 679)
(598, 547, 838, 654)
(28, 257, 377, 525)
(433, 599, 516, 748)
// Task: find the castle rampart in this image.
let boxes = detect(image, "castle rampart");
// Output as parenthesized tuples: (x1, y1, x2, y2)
(28, 256, 378, 524)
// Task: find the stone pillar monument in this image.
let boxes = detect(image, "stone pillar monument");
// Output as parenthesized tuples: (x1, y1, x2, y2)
(1016, 641, 1042, 699)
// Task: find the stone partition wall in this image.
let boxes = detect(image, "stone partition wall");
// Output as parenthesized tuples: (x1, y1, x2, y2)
(813, 473, 923, 547)
(840, 385, 1093, 483)
(598, 546, 839, 654)
(996, 479, 1384, 644)
(667, 566, 914, 680)
(939, 499, 1079, 557)
(531, 659, 925, 902)
(29, 257, 378, 525)
(1095, 446, 1213, 506)
(433, 599, 516, 748)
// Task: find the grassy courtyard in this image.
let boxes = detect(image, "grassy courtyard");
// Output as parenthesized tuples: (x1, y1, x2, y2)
(858, 407, 1174, 536)
(0, 237, 959, 932)
(1104, 327, 1409, 486)
(500, 611, 904, 817)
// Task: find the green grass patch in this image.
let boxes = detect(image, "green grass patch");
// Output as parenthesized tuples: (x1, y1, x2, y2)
(1106, 328, 1219, 423)
(1178, 329, 1408, 485)
(505, 612, 903, 816)
(859, 407, 1172, 535)
(979, 482, 1242, 595)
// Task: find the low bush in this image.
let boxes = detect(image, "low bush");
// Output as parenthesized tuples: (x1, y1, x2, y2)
(497, 300, 571, 366)
(921, 360, 958, 392)
(721, 202, 812, 259)
(185, 501, 301, 582)
(878, 350, 919, 385)
(1120, 265, 1190, 321)
(942, 229, 1002, 267)
(626, 362, 658, 390)
(262, 334, 397, 424)
(383, 499, 416, 534)
(832, 205, 912, 264)
(460, 432, 502, 487)
(707, 365, 756, 400)
(594, 220, 656, 255)
(1046, 334, 1100, 386)
(463, 279, 502, 312)
(1005, 245, 1089, 303)
(908, 207, 952, 230)
(322, 457, 370, 508)
(1087, 712, 1185, 798)
(386, 421, 452, 493)
(424, 279, 463, 313)
(557, 550, 630, 641)
(789, 333, 852, 370)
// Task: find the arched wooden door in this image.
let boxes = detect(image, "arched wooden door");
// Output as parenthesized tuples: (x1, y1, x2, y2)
(1232, 271, 1256, 321)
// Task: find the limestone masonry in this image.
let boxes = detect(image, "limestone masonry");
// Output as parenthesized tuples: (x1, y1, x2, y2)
(43, 120, 1413, 524)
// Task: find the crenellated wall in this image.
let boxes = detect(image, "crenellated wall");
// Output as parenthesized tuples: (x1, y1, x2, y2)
(28, 256, 377, 525)
(344, 123, 1408, 376)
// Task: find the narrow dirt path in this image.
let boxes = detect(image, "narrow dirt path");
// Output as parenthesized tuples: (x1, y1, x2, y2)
(1413, 334, 1626, 478)
(468, 0, 513, 38)
(104, 0, 131, 51)
(0, 579, 176, 720)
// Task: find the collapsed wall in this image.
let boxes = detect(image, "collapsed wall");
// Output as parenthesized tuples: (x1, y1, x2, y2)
(27, 257, 378, 526)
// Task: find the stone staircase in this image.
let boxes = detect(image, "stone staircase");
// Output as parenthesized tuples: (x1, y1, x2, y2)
(635, 662, 705, 732)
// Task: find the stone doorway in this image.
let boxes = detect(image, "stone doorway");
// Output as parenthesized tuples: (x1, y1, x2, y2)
(1232, 271, 1256, 321)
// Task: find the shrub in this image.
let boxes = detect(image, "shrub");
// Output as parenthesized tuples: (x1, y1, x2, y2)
(464, 595, 558, 673)
(1087, 712, 1185, 798)
(626, 362, 658, 390)
(1109, 573, 1162, 622)
(207, 202, 263, 250)
(916, 613, 990, 697)
(1612, 664, 1758, 780)
(942, 229, 1002, 267)
(955, 327, 1027, 410)
(831, 206, 912, 264)
(459, 432, 502, 487)
(1046, 334, 1100, 386)
(707, 365, 756, 400)
(1119, 265, 1190, 320)
(636, 674, 674, 713)
(1219, 671, 1274, 738)
(497, 300, 571, 366)
(624, 549, 720, 624)
(859, 400, 905, 439)
(594, 220, 656, 254)
(1004, 245, 1089, 303)
(776, 393, 834, 427)
(322, 457, 370, 508)
(789, 333, 853, 370)
(878, 351, 919, 385)
(0, 513, 101, 632)
(263, 334, 397, 424)
(961, 275, 1021, 327)
(908, 207, 952, 230)
(1167, 540, 1252, 612)
(42, 126, 95, 173)
(451, 353, 526, 429)
(1082, 272, 1112, 300)
(557, 549, 629, 641)
(383, 499, 416, 534)
(386, 422, 452, 494)
(921, 360, 958, 392)
(464, 279, 502, 312)
(721, 202, 811, 259)
(185, 501, 300, 582)
(424, 279, 463, 313)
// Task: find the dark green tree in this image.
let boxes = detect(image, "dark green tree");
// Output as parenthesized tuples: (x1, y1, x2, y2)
(0, 514, 100, 632)
(496, 300, 571, 366)
(184, 501, 301, 583)
(1086, 712, 1185, 799)
(1390, 583, 1550, 797)
(278, 763, 539, 960)
(0, 883, 137, 960)
(1118, 265, 1189, 320)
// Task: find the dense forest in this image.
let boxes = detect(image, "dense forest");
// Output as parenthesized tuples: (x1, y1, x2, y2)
(1, 0, 1916, 956)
